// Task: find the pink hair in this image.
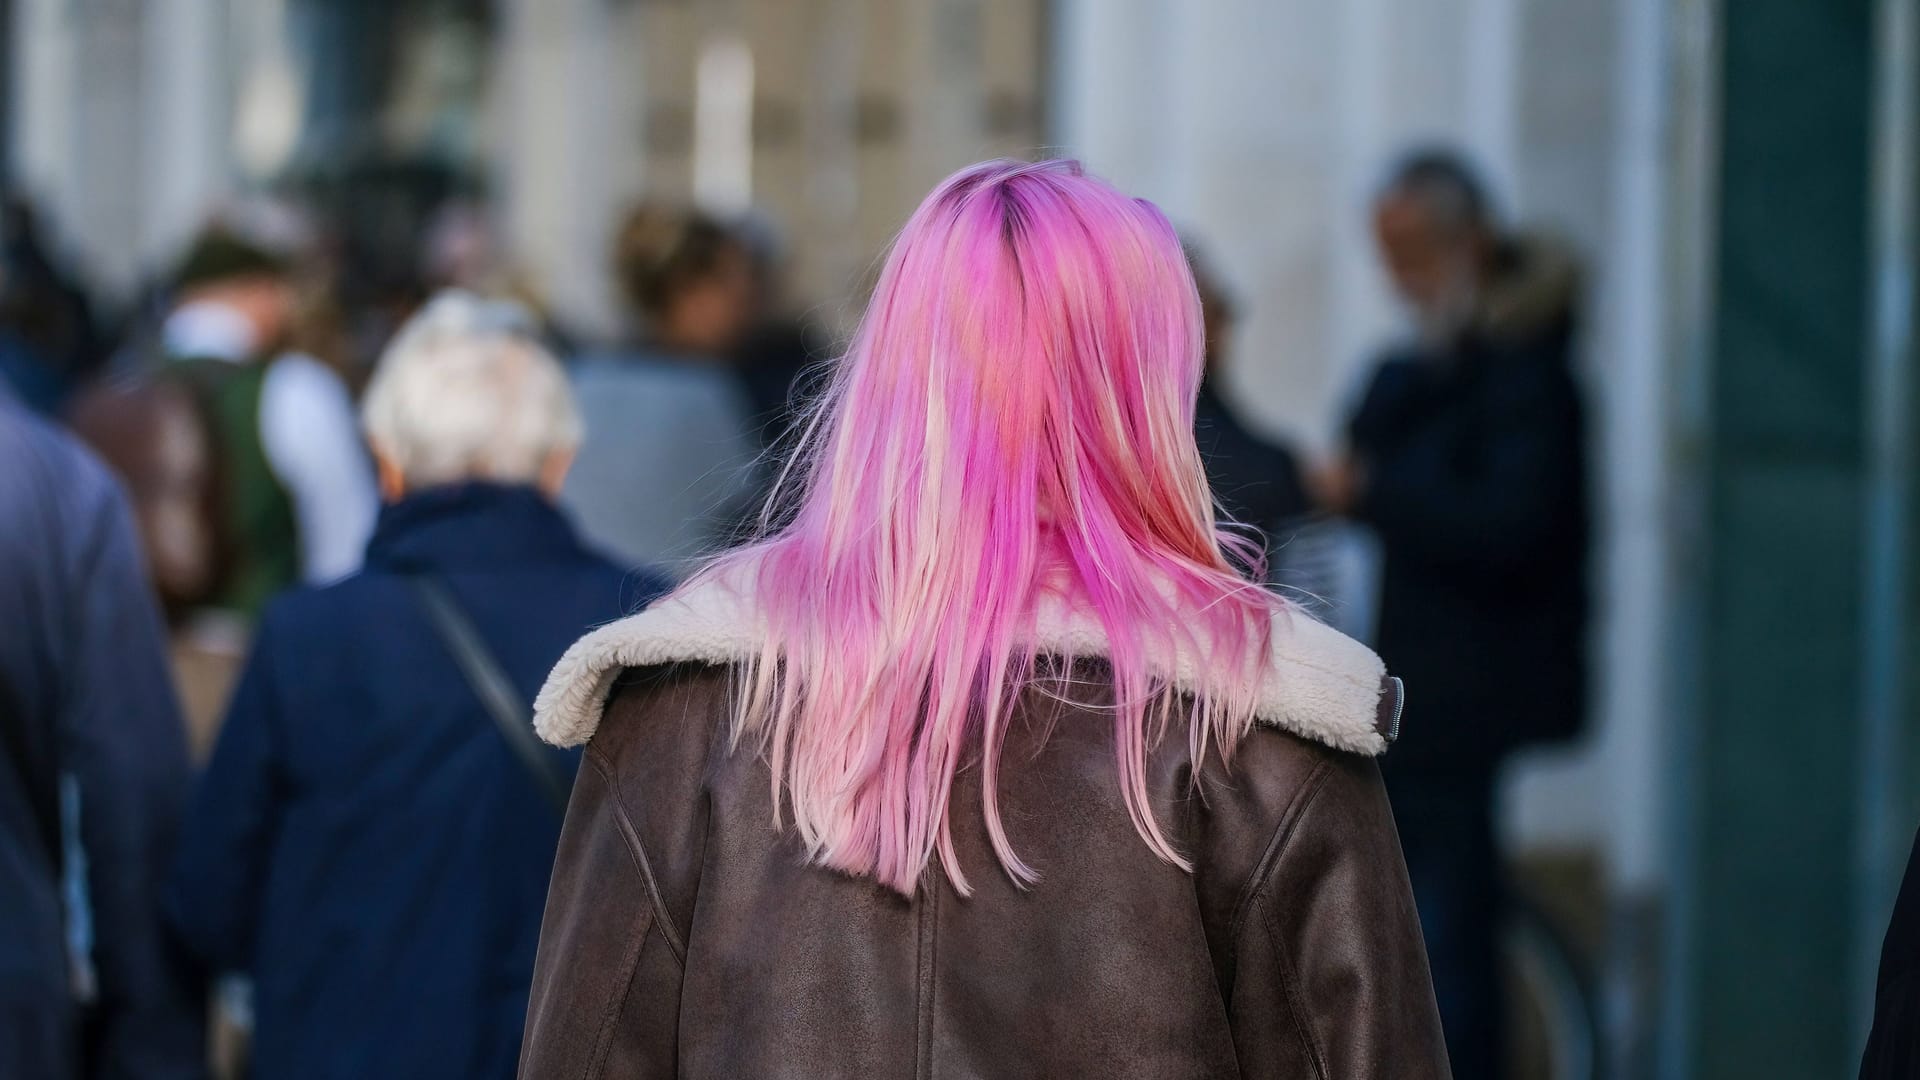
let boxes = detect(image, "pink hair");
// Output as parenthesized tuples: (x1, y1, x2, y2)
(691, 159, 1281, 895)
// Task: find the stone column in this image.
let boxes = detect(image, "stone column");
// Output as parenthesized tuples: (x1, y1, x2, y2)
(1666, 1, 1884, 1074)
(13, 0, 147, 296)
(490, 0, 635, 338)
(9, 0, 236, 299)
(141, 0, 231, 270)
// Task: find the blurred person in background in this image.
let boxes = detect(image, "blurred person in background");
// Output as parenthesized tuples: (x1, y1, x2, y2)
(562, 203, 762, 575)
(155, 226, 379, 610)
(1316, 148, 1590, 1080)
(421, 200, 506, 300)
(69, 220, 384, 754)
(0, 390, 204, 1079)
(1185, 239, 1312, 575)
(729, 212, 831, 457)
(521, 160, 1448, 1080)
(166, 292, 669, 1080)
(0, 195, 102, 413)
(420, 198, 575, 358)
(60, 375, 233, 756)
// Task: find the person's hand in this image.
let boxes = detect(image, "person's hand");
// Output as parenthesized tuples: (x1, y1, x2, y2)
(1309, 457, 1366, 517)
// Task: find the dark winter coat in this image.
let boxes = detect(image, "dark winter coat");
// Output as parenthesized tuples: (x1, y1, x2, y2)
(0, 394, 204, 1079)
(166, 483, 667, 1080)
(1346, 238, 1592, 770)
(1194, 378, 1311, 562)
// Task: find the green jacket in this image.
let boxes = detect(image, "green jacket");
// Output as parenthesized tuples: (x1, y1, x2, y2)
(168, 357, 300, 616)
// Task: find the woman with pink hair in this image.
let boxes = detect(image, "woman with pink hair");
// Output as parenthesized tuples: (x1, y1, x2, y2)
(521, 160, 1449, 1079)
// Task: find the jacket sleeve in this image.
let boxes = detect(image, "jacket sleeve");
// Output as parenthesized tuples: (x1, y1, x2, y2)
(520, 747, 684, 1079)
(1228, 754, 1451, 1080)
(1351, 346, 1585, 575)
(165, 612, 287, 973)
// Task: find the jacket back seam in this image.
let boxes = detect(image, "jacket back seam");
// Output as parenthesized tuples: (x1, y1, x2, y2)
(914, 876, 941, 1080)
(586, 746, 689, 966)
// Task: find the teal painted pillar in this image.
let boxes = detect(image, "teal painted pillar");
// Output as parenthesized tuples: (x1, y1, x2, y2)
(1673, 1, 1878, 1076)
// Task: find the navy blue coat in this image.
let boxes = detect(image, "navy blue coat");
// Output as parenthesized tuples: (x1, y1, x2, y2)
(0, 395, 203, 1079)
(167, 483, 667, 1080)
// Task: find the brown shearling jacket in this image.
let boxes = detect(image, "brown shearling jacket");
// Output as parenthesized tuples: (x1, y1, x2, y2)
(519, 580, 1450, 1080)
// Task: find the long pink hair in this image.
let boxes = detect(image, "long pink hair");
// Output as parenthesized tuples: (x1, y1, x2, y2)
(693, 159, 1281, 895)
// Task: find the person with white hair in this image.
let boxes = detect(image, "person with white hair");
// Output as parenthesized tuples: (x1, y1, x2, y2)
(165, 292, 670, 1080)
(360, 292, 580, 497)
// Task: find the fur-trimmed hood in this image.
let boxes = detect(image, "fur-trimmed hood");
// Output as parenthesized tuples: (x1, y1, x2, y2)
(534, 574, 1399, 757)
(1479, 231, 1582, 344)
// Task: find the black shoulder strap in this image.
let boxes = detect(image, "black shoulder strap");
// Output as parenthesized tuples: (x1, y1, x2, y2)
(407, 575, 572, 815)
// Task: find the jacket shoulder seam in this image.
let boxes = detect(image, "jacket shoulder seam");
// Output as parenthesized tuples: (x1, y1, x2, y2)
(1228, 755, 1336, 944)
(585, 747, 688, 966)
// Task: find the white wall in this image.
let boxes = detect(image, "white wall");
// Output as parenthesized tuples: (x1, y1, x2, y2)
(489, 0, 646, 341)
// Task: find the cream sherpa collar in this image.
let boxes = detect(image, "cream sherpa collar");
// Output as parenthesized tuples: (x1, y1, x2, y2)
(534, 576, 1395, 756)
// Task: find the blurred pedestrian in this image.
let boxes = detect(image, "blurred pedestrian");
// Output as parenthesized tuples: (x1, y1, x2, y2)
(0, 195, 101, 413)
(155, 226, 379, 611)
(1185, 239, 1312, 574)
(1318, 148, 1591, 1079)
(562, 203, 762, 575)
(729, 212, 831, 457)
(521, 160, 1448, 1079)
(166, 292, 669, 1080)
(0, 390, 204, 1079)
(61, 372, 240, 755)
(421, 198, 576, 358)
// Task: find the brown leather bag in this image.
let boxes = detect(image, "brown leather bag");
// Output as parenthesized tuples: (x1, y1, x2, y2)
(66, 375, 223, 619)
